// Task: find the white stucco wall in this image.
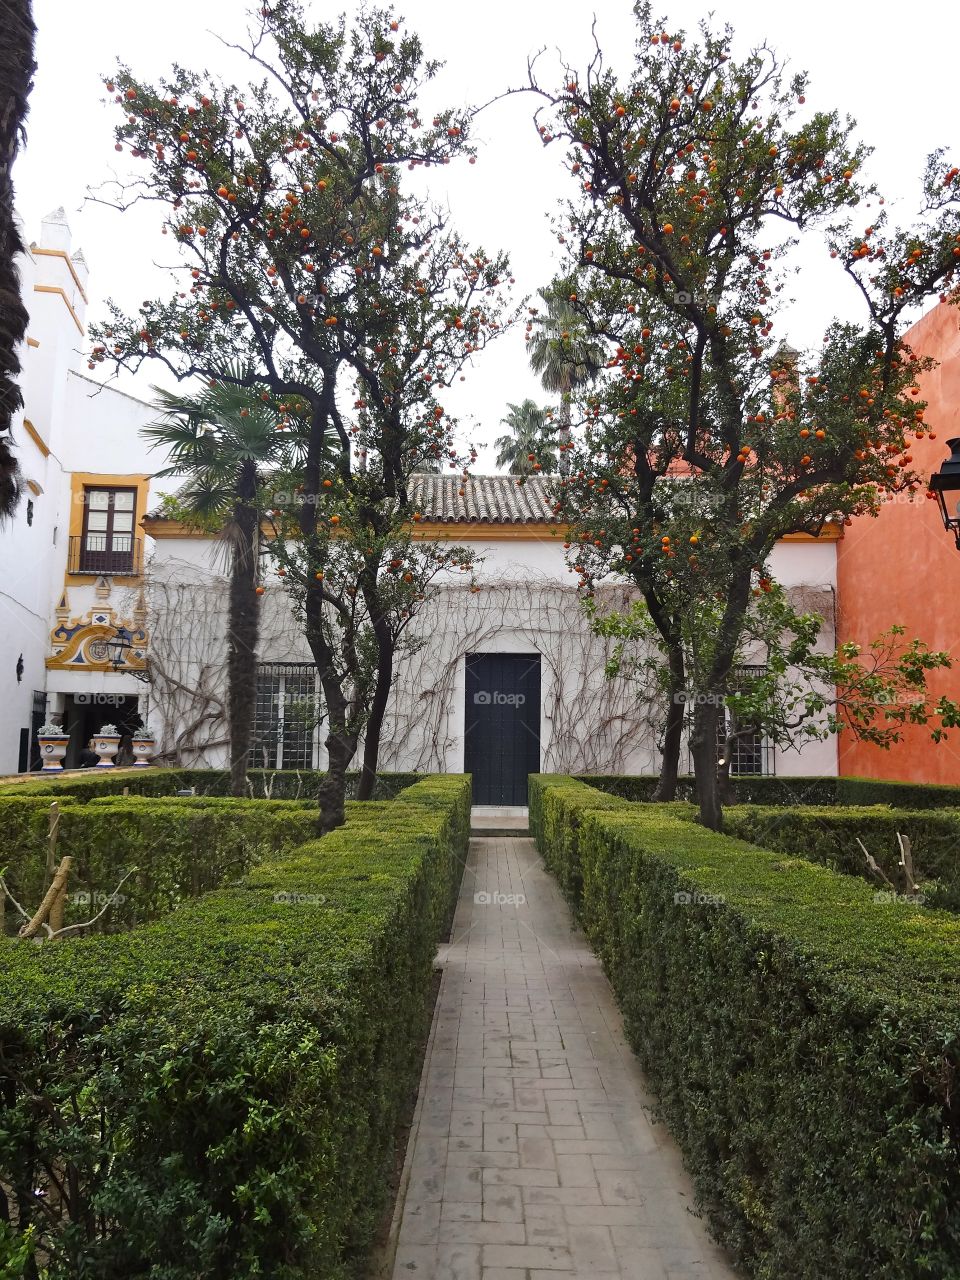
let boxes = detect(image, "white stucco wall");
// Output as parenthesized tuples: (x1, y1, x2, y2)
(0, 211, 159, 773)
(146, 527, 840, 782)
(0, 208, 844, 783)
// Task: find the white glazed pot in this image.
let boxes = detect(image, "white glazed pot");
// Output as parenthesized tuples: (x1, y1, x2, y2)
(93, 735, 121, 768)
(131, 739, 155, 767)
(38, 735, 70, 772)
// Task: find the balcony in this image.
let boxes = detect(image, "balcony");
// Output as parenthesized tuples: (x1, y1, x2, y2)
(67, 535, 144, 577)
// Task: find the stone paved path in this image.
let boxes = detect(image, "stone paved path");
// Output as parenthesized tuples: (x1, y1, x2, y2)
(390, 834, 740, 1280)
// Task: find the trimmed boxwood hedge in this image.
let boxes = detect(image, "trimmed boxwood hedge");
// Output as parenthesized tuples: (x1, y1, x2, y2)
(837, 775, 960, 809)
(575, 773, 842, 805)
(578, 772, 960, 809)
(530, 775, 960, 1280)
(1, 768, 422, 800)
(0, 775, 470, 1278)
(721, 803, 960, 910)
(0, 795, 319, 934)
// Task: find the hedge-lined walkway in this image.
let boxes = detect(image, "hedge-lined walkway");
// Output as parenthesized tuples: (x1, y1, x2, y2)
(391, 835, 738, 1280)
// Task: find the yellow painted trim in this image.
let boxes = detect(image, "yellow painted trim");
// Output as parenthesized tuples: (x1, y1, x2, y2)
(26, 337, 39, 348)
(69, 474, 150, 539)
(32, 247, 89, 304)
(65, 573, 146, 586)
(33, 285, 84, 334)
(22, 418, 50, 458)
(26, 480, 42, 496)
(46, 621, 148, 674)
(781, 524, 842, 542)
(141, 517, 212, 539)
(409, 521, 566, 541)
(67, 474, 151, 584)
(142, 516, 842, 543)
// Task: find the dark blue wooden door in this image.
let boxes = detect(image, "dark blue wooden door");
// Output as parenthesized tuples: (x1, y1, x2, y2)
(464, 653, 541, 805)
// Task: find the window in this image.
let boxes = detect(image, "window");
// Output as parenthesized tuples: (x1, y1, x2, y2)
(250, 663, 319, 769)
(719, 664, 774, 776)
(78, 487, 138, 574)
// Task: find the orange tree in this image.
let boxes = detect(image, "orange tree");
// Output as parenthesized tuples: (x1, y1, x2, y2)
(527, 2, 960, 828)
(87, 1, 513, 829)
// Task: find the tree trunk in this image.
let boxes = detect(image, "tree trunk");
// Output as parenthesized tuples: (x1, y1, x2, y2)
(355, 575, 394, 802)
(717, 712, 736, 805)
(690, 696, 723, 831)
(0, 0, 36, 518)
(304, 579, 357, 833)
(227, 464, 260, 797)
(316, 723, 356, 832)
(653, 643, 686, 801)
(356, 642, 392, 801)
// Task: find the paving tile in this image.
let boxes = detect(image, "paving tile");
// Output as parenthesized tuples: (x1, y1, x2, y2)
(482, 1184, 523, 1223)
(398, 1200, 442, 1246)
(390, 835, 741, 1280)
(438, 1220, 526, 1246)
(556, 1153, 599, 1188)
(568, 1223, 620, 1272)
(482, 1244, 574, 1269)
(441, 1200, 483, 1222)
(483, 1166, 560, 1187)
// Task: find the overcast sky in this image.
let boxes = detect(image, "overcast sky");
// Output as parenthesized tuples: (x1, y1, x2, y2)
(16, 0, 959, 468)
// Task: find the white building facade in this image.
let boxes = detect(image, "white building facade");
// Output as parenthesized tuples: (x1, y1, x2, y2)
(1, 214, 838, 795)
(144, 475, 839, 803)
(0, 211, 158, 773)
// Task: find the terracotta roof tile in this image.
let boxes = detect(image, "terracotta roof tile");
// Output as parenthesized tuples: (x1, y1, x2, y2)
(409, 474, 557, 523)
(147, 475, 560, 524)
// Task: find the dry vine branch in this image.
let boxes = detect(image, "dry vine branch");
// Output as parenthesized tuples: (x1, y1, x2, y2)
(19, 857, 72, 939)
(897, 833, 919, 895)
(857, 837, 895, 889)
(381, 579, 663, 774)
(0, 866, 139, 942)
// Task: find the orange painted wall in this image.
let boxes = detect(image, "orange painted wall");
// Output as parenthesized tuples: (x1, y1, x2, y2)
(837, 300, 960, 783)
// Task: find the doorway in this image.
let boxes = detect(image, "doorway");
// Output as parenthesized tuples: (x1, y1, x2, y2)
(63, 694, 144, 768)
(464, 653, 541, 806)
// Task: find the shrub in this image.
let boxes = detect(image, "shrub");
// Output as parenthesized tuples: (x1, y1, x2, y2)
(576, 773, 842, 805)
(530, 775, 960, 1280)
(721, 804, 960, 911)
(0, 776, 470, 1278)
(838, 775, 960, 809)
(577, 772, 960, 809)
(0, 796, 317, 934)
(2, 768, 423, 801)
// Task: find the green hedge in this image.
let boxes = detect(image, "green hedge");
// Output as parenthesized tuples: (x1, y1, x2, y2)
(721, 804, 960, 912)
(575, 773, 842, 805)
(0, 775, 470, 1279)
(577, 772, 960, 809)
(0, 795, 317, 935)
(1, 768, 423, 800)
(530, 775, 960, 1280)
(838, 775, 960, 809)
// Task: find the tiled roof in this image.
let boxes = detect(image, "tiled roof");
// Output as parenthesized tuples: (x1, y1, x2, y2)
(146, 474, 560, 524)
(409, 474, 558, 523)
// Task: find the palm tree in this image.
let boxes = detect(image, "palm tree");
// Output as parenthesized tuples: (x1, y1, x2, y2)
(494, 399, 559, 475)
(144, 370, 303, 796)
(527, 285, 605, 471)
(0, 1, 36, 520)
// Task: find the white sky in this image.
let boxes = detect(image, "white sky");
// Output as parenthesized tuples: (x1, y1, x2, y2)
(16, 0, 960, 468)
